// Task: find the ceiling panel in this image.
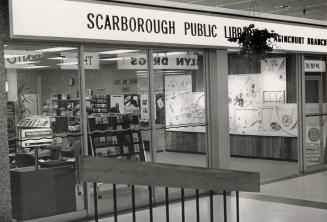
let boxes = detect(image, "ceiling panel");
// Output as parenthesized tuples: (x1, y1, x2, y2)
(160, 0, 327, 21)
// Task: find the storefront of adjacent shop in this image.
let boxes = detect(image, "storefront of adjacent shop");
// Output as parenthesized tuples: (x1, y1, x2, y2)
(0, 0, 326, 221)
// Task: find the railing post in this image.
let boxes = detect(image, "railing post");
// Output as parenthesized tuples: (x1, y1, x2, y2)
(236, 191, 240, 222)
(131, 185, 136, 222)
(93, 183, 98, 222)
(196, 189, 200, 222)
(223, 191, 227, 222)
(165, 187, 169, 222)
(209, 190, 214, 222)
(113, 184, 118, 222)
(181, 188, 185, 222)
(148, 186, 153, 222)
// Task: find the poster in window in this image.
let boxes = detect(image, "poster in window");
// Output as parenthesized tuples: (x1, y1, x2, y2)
(165, 74, 205, 132)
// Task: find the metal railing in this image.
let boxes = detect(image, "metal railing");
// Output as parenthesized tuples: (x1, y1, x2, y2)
(79, 156, 260, 222)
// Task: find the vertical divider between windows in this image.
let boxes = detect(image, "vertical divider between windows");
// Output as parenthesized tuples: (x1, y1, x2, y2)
(296, 54, 305, 173)
(204, 50, 212, 169)
(78, 44, 92, 212)
(147, 49, 156, 202)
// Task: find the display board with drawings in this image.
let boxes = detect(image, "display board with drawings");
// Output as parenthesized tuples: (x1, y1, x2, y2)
(229, 57, 298, 137)
(165, 75, 205, 132)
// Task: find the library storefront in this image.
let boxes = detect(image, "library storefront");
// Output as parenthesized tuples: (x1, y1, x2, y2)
(0, 0, 326, 221)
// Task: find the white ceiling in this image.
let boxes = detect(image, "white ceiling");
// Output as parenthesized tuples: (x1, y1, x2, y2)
(160, 0, 327, 21)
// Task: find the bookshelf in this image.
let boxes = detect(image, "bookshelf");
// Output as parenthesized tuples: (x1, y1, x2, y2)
(88, 113, 146, 161)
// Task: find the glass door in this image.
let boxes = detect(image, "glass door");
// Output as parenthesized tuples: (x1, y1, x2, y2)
(303, 56, 327, 172)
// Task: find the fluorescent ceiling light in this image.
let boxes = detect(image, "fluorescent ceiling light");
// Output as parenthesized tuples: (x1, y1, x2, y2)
(57, 62, 78, 66)
(36, 47, 76, 52)
(4, 54, 24, 59)
(227, 48, 240, 52)
(48, 57, 67, 60)
(99, 50, 138, 54)
(25, 66, 50, 69)
(100, 57, 131, 61)
(4, 44, 8, 47)
(15, 61, 39, 65)
(160, 70, 183, 73)
(155, 52, 188, 57)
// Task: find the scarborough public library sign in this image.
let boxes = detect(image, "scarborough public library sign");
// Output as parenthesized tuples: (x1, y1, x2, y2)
(9, 0, 327, 53)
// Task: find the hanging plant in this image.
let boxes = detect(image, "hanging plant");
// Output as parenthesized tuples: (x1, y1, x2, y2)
(228, 24, 279, 60)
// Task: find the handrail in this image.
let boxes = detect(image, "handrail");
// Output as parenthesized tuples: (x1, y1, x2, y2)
(79, 156, 260, 222)
(79, 156, 260, 192)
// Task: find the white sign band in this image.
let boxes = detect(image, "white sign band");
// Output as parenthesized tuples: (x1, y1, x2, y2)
(10, 0, 327, 53)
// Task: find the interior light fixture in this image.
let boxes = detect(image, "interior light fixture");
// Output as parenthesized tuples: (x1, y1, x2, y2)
(99, 49, 138, 54)
(4, 44, 8, 47)
(57, 62, 78, 66)
(5, 81, 8, 92)
(155, 52, 188, 57)
(160, 70, 183, 73)
(25, 66, 50, 69)
(48, 57, 68, 60)
(275, 0, 290, 9)
(36, 47, 76, 52)
(100, 57, 130, 61)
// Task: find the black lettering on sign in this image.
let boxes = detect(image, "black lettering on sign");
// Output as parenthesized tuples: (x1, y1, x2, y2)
(139, 57, 146, 65)
(131, 57, 137, 65)
(96, 14, 103, 29)
(87, 13, 95, 29)
(162, 57, 168, 66)
(184, 22, 218, 38)
(176, 57, 184, 66)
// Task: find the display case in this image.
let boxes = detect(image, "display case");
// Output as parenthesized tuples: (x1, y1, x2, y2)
(17, 116, 53, 148)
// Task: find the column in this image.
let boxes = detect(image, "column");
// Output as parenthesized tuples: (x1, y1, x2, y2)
(0, 0, 12, 221)
(206, 49, 230, 169)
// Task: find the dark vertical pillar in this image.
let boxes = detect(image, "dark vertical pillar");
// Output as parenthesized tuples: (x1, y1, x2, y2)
(0, 0, 12, 221)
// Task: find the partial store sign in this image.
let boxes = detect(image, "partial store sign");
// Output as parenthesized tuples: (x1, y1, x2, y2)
(10, 0, 327, 53)
(117, 53, 198, 70)
(304, 60, 326, 72)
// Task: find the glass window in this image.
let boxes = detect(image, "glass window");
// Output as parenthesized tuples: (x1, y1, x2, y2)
(228, 52, 299, 182)
(151, 49, 207, 168)
(303, 55, 327, 171)
(5, 43, 85, 220)
(84, 46, 150, 213)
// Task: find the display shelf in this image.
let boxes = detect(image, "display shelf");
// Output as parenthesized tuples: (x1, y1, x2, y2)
(88, 113, 146, 161)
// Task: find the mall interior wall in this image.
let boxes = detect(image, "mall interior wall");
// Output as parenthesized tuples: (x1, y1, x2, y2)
(0, 0, 12, 221)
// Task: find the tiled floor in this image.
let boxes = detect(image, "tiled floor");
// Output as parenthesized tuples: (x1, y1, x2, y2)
(260, 171, 327, 203)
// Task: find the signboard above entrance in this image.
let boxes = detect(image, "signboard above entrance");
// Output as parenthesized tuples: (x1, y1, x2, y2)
(10, 0, 327, 53)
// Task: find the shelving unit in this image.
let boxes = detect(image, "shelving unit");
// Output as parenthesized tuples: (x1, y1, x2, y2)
(91, 95, 109, 114)
(49, 99, 80, 118)
(88, 113, 146, 161)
